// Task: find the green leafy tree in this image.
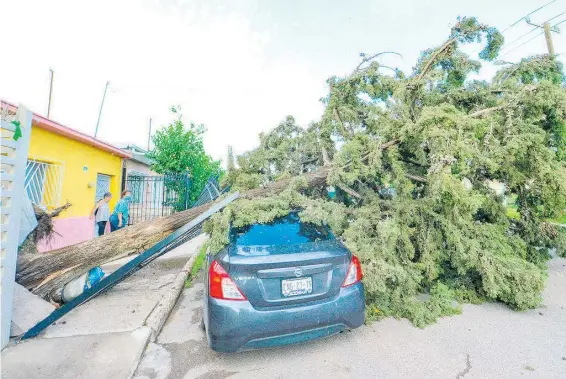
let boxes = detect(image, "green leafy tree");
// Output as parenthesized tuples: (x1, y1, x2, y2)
(221, 116, 325, 191)
(147, 107, 222, 207)
(205, 17, 566, 327)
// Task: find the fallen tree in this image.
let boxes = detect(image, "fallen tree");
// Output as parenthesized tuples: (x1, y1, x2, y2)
(18, 17, 566, 327)
(19, 202, 72, 257)
(209, 17, 566, 327)
(15, 168, 334, 299)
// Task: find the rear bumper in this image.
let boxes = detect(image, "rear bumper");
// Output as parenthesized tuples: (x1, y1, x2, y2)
(204, 282, 365, 352)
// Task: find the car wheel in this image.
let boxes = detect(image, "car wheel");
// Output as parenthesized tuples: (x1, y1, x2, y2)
(200, 316, 205, 331)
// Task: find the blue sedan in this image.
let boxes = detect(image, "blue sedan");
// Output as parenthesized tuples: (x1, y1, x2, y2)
(202, 212, 365, 352)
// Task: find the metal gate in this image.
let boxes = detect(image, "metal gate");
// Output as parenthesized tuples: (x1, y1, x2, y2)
(124, 174, 191, 225)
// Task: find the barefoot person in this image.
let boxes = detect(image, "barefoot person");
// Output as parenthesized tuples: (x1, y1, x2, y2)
(109, 190, 132, 232)
(90, 192, 112, 236)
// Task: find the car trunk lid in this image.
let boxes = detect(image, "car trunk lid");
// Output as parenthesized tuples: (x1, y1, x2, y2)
(227, 239, 350, 309)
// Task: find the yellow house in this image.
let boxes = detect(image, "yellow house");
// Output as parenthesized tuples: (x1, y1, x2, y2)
(23, 109, 131, 251)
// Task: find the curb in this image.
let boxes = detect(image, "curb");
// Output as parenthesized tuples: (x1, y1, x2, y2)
(127, 326, 152, 379)
(143, 252, 199, 342)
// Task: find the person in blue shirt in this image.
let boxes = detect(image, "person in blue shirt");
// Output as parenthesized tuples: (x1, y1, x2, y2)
(109, 189, 132, 232)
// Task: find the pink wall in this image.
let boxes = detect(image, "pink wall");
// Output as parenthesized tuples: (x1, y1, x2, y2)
(37, 216, 108, 253)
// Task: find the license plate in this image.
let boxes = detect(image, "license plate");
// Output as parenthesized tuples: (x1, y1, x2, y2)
(282, 277, 312, 297)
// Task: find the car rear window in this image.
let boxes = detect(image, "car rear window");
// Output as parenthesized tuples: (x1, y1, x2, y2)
(232, 212, 334, 246)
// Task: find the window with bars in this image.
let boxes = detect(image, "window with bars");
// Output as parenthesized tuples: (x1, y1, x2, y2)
(127, 172, 146, 204)
(25, 159, 64, 208)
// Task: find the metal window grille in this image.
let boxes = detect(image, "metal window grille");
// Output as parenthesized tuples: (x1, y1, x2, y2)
(95, 174, 111, 202)
(25, 159, 64, 208)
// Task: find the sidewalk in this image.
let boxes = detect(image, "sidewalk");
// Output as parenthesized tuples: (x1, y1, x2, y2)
(1, 234, 207, 379)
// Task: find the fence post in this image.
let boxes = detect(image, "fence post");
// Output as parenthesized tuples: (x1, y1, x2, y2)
(185, 175, 191, 210)
(1, 104, 32, 349)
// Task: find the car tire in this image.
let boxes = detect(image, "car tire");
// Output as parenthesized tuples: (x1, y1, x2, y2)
(200, 317, 205, 331)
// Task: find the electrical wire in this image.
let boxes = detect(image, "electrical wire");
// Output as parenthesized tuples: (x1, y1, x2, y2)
(501, 0, 558, 33)
(499, 11, 565, 53)
(500, 19, 565, 57)
(470, 1, 560, 54)
(499, 31, 545, 57)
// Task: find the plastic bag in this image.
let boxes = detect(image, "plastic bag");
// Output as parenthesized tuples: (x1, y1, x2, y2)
(62, 273, 88, 303)
(84, 267, 105, 291)
(61, 267, 105, 302)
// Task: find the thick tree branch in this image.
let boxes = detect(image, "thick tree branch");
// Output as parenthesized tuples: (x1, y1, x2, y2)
(322, 146, 331, 166)
(48, 201, 72, 218)
(469, 85, 535, 118)
(337, 182, 363, 199)
(342, 139, 401, 170)
(469, 105, 505, 118)
(301, 156, 319, 165)
(405, 174, 428, 183)
(416, 37, 457, 82)
(333, 107, 351, 137)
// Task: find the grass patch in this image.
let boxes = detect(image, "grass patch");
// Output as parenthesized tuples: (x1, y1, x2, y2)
(185, 242, 208, 288)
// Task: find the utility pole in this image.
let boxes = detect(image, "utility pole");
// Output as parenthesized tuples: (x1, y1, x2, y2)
(47, 68, 54, 118)
(94, 81, 110, 138)
(543, 22, 555, 56)
(525, 16, 559, 56)
(147, 118, 152, 151)
(227, 145, 235, 172)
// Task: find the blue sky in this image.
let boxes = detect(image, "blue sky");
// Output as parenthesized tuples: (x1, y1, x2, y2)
(1, 0, 564, 163)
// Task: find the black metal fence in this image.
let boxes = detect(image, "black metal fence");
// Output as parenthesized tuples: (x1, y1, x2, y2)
(125, 174, 191, 225)
(191, 175, 222, 208)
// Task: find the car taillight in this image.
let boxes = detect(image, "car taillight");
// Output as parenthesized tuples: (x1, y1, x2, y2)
(342, 255, 363, 287)
(209, 260, 247, 301)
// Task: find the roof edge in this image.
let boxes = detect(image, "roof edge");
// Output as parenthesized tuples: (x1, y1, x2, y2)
(2, 101, 132, 159)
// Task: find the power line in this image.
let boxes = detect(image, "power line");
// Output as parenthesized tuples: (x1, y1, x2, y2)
(470, 1, 559, 54)
(500, 31, 545, 57)
(501, 0, 557, 33)
(499, 26, 540, 52)
(500, 19, 565, 57)
(499, 11, 565, 52)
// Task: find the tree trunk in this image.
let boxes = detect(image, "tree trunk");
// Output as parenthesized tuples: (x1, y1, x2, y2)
(16, 167, 331, 299)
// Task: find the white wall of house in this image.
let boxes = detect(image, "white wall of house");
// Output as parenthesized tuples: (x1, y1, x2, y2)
(125, 159, 159, 177)
(1, 105, 32, 349)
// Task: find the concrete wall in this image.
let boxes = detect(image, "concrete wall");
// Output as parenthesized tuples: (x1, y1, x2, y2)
(125, 159, 158, 177)
(1, 107, 32, 349)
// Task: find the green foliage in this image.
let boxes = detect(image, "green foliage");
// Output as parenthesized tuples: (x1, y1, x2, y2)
(184, 242, 208, 288)
(148, 107, 222, 204)
(479, 27, 504, 61)
(494, 55, 565, 85)
(205, 16, 566, 327)
(204, 185, 349, 254)
(221, 116, 324, 192)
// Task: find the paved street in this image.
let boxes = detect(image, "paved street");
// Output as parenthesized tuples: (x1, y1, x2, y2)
(135, 258, 566, 379)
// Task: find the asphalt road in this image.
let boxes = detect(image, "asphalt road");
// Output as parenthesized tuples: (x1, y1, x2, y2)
(134, 258, 566, 379)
